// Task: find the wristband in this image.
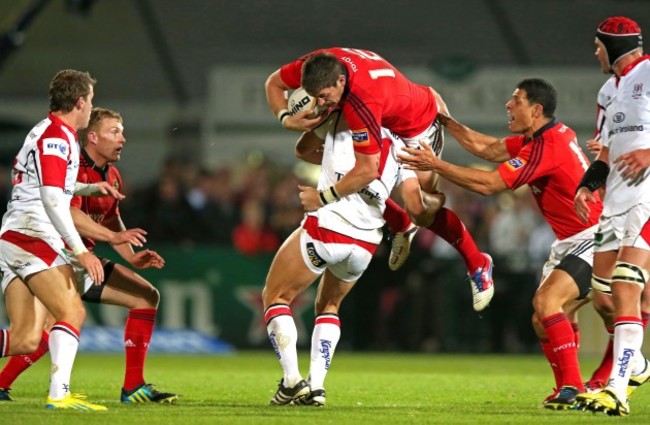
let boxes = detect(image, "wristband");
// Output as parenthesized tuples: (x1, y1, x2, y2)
(577, 160, 609, 193)
(72, 246, 89, 256)
(277, 109, 291, 125)
(318, 185, 340, 205)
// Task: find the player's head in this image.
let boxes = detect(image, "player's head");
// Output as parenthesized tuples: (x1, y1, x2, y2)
(78, 107, 125, 164)
(302, 53, 346, 109)
(595, 16, 643, 73)
(506, 78, 556, 136)
(517, 78, 556, 118)
(49, 69, 97, 129)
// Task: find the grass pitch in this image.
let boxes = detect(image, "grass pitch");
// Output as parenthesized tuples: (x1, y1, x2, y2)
(1, 351, 649, 424)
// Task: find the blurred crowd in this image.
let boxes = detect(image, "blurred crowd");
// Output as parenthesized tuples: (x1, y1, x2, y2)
(0, 154, 557, 352)
(0, 153, 555, 267)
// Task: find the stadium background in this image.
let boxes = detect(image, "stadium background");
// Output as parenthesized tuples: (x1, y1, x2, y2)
(0, 0, 649, 356)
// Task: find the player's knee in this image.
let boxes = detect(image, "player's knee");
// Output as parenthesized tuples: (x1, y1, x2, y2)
(138, 285, 160, 309)
(149, 286, 161, 308)
(531, 291, 556, 317)
(612, 261, 649, 290)
(10, 329, 44, 354)
(592, 291, 615, 319)
(530, 313, 545, 337)
(55, 302, 86, 329)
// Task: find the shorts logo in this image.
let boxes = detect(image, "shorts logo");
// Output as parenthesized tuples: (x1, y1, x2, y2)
(306, 242, 327, 268)
(352, 128, 370, 147)
(504, 157, 527, 171)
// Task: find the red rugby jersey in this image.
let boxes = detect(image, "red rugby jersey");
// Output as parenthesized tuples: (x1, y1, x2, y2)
(70, 149, 122, 250)
(280, 47, 438, 155)
(498, 120, 603, 240)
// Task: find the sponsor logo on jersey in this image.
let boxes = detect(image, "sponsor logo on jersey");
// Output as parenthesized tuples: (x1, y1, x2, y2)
(340, 56, 358, 72)
(42, 138, 68, 160)
(359, 186, 382, 201)
(351, 128, 370, 147)
(306, 242, 327, 267)
(504, 157, 527, 171)
(608, 125, 644, 137)
(613, 112, 626, 123)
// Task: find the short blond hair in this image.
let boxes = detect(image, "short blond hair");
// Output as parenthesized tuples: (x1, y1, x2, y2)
(78, 107, 122, 146)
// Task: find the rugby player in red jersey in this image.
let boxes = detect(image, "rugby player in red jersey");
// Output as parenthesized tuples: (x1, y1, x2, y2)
(398, 78, 612, 409)
(265, 48, 494, 311)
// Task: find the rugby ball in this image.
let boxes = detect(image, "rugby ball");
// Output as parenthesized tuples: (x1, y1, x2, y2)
(288, 87, 321, 117)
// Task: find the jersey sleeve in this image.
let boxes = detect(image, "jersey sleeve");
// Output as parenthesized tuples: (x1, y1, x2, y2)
(504, 135, 524, 158)
(105, 167, 122, 220)
(343, 101, 382, 155)
(497, 138, 554, 190)
(71, 166, 90, 208)
(37, 134, 70, 188)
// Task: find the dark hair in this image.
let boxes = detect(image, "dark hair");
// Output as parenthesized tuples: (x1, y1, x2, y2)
(49, 69, 96, 113)
(301, 53, 345, 95)
(78, 107, 123, 145)
(516, 78, 556, 118)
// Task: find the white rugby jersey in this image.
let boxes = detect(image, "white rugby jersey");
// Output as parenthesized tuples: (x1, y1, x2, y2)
(594, 77, 616, 142)
(1, 114, 80, 245)
(308, 112, 400, 244)
(600, 56, 650, 215)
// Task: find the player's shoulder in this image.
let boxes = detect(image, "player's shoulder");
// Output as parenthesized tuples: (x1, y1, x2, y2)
(597, 76, 617, 104)
(39, 125, 67, 143)
(108, 164, 122, 180)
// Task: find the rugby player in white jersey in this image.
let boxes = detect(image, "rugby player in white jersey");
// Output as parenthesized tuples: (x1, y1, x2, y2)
(0, 70, 110, 410)
(574, 16, 650, 416)
(262, 109, 414, 406)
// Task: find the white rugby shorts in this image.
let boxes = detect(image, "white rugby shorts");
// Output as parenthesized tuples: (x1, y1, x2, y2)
(541, 225, 597, 282)
(401, 119, 444, 157)
(300, 215, 377, 282)
(0, 230, 93, 294)
(595, 203, 650, 253)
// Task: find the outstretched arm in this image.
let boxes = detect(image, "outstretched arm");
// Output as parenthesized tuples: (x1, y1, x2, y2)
(438, 114, 510, 163)
(398, 141, 508, 195)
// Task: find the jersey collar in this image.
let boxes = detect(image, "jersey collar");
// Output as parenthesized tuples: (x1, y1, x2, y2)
(618, 54, 650, 80)
(80, 147, 109, 181)
(48, 112, 77, 137)
(527, 118, 557, 141)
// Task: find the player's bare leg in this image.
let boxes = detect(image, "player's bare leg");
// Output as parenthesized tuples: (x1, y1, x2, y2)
(0, 280, 51, 400)
(263, 228, 318, 405)
(532, 269, 585, 409)
(27, 265, 106, 410)
(97, 263, 177, 403)
(297, 270, 358, 407)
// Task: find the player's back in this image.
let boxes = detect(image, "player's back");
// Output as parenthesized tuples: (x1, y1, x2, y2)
(2, 115, 79, 239)
(281, 47, 437, 140)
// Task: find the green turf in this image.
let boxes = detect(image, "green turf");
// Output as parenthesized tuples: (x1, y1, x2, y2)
(0, 351, 649, 424)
